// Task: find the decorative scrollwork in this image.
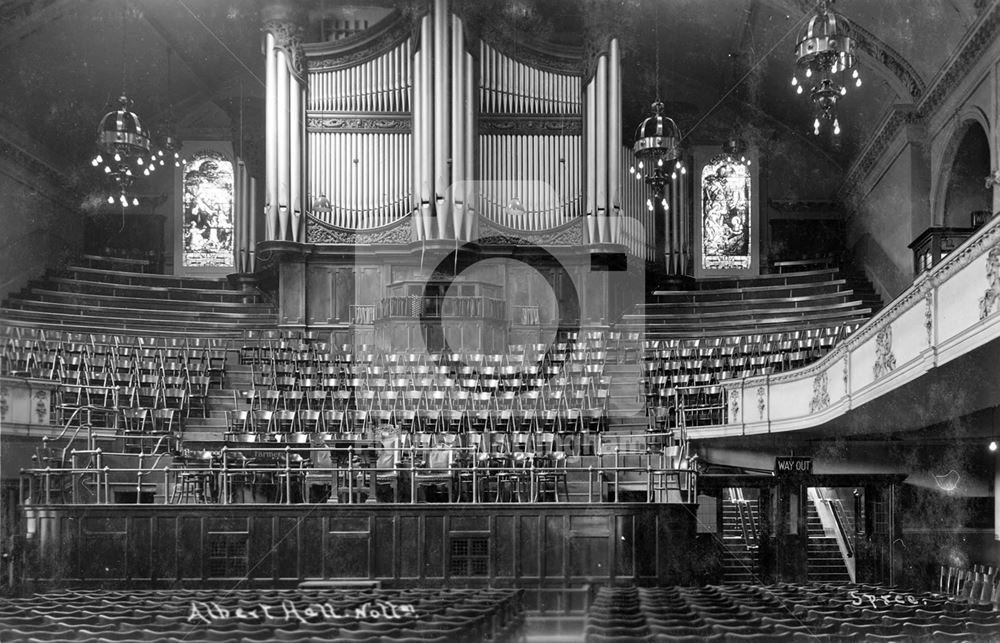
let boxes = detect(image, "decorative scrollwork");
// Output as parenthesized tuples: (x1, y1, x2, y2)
(924, 291, 934, 345)
(478, 218, 584, 246)
(809, 371, 830, 413)
(265, 20, 307, 85)
(728, 388, 740, 422)
(479, 116, 582, 135)
(873, 325, 897, 380)
(306, 216, 413, 245)
(306, 116, 412, 133)
(979, 245, 1000, 320)
(757, 386, 766, 421)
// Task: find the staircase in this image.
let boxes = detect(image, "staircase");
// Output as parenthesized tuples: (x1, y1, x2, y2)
(720, 491, 761, 583)
(1, 255, 276, 336)
(806, 500, 853, 582)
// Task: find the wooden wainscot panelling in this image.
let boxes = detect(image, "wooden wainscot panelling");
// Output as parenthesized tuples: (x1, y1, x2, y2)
(306, 265, 333, 324)
(279, 261, 306, 325)
(19, 505, 698, 590)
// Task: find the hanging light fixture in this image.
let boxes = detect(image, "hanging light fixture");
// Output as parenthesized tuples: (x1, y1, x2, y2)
(630, 3, 684, 214)
(791, 0, 859, 136)
(91, 94, 152, 208)
(153, 47, 184, 170)
(90, 4, 153, 207)
(718, 137, 752, 167)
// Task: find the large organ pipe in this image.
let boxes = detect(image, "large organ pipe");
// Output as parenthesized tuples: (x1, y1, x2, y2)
(464, 50, 475, 241)
(421, 15, 434, 235)
(451, 13, 463, 240)
(276, 48, 290, 240)
(584, 79, 595, 242)
(290, 77, 302, 242)
(265, 32, 277, 240)
(595, 55, 608, 242)
(609, 38, 621, 245)
(433, 0, 449, 235)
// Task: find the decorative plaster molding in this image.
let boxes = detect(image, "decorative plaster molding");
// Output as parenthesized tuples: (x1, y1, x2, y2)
(916, 2, 1000, 120)
(477, 217, 584, 247)
(306, 215, 414, 245)
(728, 387, 740, 423)
(840, 108, 915, 206)
(264, 20, 307, 85)
(479, 116, 582, 136)
(925, 291, 934, 344)
(306, 114, 412, 133)
(305, 13, 414, 71)
(757, 386, 766, 421)
(873, 325, 897, 380)
(842, 357, 849, 392)
(979, 243, 1000, 319)
(809, 371, 830, 413)
(844, 20, 925, 99)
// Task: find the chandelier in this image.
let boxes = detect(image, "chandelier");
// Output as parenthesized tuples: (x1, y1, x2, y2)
(630, 101, 685, 212)
(718, 138, 751, 167)
(91, 94, 158, 207)
(791, 0, 860, 136)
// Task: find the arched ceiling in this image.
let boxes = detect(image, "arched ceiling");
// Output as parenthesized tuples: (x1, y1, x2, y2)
(0, 0, 985, 184)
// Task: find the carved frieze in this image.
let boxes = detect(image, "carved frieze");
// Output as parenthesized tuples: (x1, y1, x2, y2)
(809, 371, 830, 413)
(478, 218, 584, 247)
(306, 216, 413, 245)
(306, 115, 412, 133)
(479, 116, 582, 136)
(757, 386, 766, 421)
(728, 388, 741, 423)
(873, 325, 897, 380)
(924, 291, 934, 344)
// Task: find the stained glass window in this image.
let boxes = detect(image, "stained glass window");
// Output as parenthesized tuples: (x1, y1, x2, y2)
(701, 156, 751, 270)
(182, 150, 234, 268)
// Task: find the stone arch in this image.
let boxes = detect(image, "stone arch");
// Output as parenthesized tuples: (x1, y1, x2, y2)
(936, 115, 992, 228)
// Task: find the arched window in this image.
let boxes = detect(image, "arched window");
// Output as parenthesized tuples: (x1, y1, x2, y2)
(701, 157, 751, 270)
(182, 150, 234, 268)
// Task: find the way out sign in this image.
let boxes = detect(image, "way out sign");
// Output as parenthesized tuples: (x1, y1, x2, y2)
(775, 456, 813, 475)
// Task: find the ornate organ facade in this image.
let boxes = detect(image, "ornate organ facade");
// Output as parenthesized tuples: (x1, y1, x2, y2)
(255, 0, 685, 346)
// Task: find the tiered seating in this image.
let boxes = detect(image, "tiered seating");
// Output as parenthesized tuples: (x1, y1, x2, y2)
(2, 326, 229, 446)
(0, 587, 525, 643)
(642, 323, 861, 428)
(0, 255, 275, 336)
(628, 267, 877, 337)
(626, 266, 879, 429)
(585, 582, 1000, 641)
(231, 333, 614, 446)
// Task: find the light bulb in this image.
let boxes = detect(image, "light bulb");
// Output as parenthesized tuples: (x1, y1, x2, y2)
(833, 119, 841, 136)
(840, 87, 847, 96)
(143, 169, 150, 176)
(791, 77, 797, 86)
(852, 69, 859, 79)
(95, 154, 103, 164)
(805, 68, 812, 78)
(174, 161, 180, 167)
(173, 152, 179, 159)
(856, 78, 862, 87)
(661, 198, 668, 210)
(646, 199, 653, 211)
(796, 86, 803, 95)
(158, 150, 165, 157)
(638, 161, 643, 170)
(159, 159, 165, 166)
(125, 168, 132, 177)
(107, 195, 115, 204)
(990, 440, 997, 452)
(746, 159, 752, 166)
(120, 195, 128, 206)
(132, 197, 139, 206)
(137, 157, 143, 165)
(680, 166, 686, 175)
(657, 158, 663, 166)
(634, 173, 641, 180)
(113, 153, 121, 162)
(91, 158, 99, 167)
(104, 166, 111, 174)
(629, 166, 635, 174)
(671, 172, 677, 180)
(814, 118, 821, 135)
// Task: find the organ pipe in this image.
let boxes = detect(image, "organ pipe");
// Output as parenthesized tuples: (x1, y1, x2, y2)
(289, 72, 302, 242)
(276, 47, 290, 240)
(264, 32, 277, 240)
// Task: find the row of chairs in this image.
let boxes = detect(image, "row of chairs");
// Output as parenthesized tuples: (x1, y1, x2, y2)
(0, 587, 525, 643)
